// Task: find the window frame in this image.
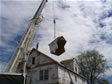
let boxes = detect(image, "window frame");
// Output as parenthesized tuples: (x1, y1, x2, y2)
(40, 70, 44, 80)
(39, 69, 49, 81)
(45, 69, 49, 80)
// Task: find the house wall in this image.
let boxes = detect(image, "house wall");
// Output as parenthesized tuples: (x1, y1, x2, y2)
(61, 59, 79, 74)
(27, 50, 53, 68)
(26, 64, 87, 84)
(26, 64, 58, 84)
(58, 65, 87, 84)
(26, 50, 59, 84)
(26, 49, 87, 84)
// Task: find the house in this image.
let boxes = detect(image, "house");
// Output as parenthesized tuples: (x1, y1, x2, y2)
(26, 48, 87, 84)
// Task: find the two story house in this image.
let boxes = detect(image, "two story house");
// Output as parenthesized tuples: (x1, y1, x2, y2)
(26, 48, 87, 84)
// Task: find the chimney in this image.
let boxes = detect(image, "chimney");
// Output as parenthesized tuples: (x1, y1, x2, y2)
(36, 43, 39, 50)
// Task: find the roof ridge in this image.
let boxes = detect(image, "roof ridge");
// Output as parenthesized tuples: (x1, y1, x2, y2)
(60, 58, 75, 62)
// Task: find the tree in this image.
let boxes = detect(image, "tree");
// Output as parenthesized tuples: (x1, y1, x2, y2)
(76, 50, 108, 84)
(96, 78, 110, 84)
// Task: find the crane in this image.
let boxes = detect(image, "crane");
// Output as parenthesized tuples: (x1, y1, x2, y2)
(5, 0, 48, 73)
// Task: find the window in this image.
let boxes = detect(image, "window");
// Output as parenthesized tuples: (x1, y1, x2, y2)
(32, 57, 35, 65)
(75, 67, 77, 72)
(39, 69, 49, 80)
(45, 69, 49, 80)
(40, 70, 44, 80)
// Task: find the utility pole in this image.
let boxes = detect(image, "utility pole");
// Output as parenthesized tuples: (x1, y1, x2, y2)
(6, 0, 48, 73)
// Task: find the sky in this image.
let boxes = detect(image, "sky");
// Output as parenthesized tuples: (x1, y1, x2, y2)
(0, 0, 112, 83)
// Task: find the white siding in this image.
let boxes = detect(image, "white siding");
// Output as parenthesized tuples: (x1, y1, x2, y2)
(27, 64, 58, 84)
(58, 65, 87, 84)
(61, 60, 74, 71)
(39, 54, 52, 64)
(27, 50, 53, 68)
(26, 49, 87, 84)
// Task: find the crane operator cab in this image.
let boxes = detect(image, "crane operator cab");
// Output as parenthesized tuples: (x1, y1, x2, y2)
(49, 36, 67, 56)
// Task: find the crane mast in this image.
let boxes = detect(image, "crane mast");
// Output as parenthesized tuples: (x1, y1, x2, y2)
(6, 0, 48, 73)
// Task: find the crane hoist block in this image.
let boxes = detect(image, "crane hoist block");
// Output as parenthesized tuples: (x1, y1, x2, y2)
(49, 36, 67, 56)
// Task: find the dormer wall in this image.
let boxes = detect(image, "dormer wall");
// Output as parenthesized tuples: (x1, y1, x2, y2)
(73, 59, 79, 73)
(61, 60, 74, 71)
(60, 58, 79, 73)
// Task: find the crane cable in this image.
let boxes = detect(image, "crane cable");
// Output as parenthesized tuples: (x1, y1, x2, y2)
(53, 19, 56, 39)
(52, 0, 56, 39)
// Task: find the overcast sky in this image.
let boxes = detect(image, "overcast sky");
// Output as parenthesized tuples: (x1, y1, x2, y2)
(0, 0, 112, 82)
